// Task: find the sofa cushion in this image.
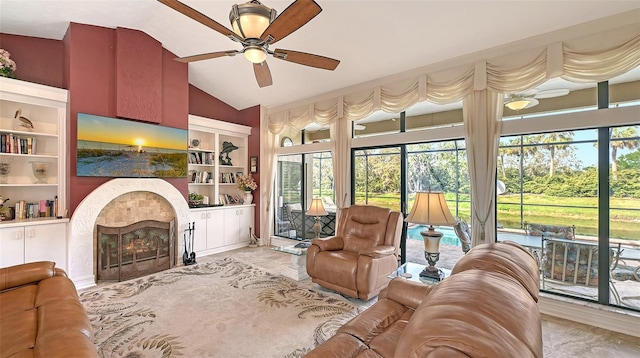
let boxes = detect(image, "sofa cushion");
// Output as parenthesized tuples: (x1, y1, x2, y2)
(34, 331, 99, 358)
(37, 299, 94, 341)
(34, 276, 80, 307)
(395, 269, 542, 358)
(0, 262, 56, 292)
(338, 298, 411, 344)
(0, 308, 37, 357)
(0, 285, 37, 316)
(305, 332, 369, 358)
(451, 241, 540, 302)
(313, 251, 358, 290)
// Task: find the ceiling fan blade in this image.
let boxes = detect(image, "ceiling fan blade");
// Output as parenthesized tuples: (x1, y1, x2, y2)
(175, 51, 238, 63)
(157, 0, 241, 41)
(535, 88, 570, 99)
(273, 49, 339, 70)
(254, 62, 273, 87)
(261, 0, 322, 44)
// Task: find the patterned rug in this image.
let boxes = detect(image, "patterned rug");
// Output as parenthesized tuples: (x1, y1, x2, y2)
(79, 257, 364, 357)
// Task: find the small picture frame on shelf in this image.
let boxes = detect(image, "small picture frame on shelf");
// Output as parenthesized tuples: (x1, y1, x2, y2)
(250, 156, 258, 173)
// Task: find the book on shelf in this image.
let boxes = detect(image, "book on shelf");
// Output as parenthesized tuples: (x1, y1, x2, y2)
(189, 170, 213, 184)
(1, 133, 37, 154)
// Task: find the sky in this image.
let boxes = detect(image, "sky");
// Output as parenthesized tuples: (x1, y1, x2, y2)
(77, 113, 187, 150)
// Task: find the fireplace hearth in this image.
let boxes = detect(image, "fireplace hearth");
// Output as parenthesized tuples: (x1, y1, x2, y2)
(97, 220, 175, 282)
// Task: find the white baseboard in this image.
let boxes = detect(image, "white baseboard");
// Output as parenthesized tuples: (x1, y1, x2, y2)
(539, 294, 640, 338)
(73, 275, 97, 290)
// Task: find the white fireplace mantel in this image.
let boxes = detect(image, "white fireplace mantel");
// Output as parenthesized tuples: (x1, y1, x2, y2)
(68, 178, 190, 289)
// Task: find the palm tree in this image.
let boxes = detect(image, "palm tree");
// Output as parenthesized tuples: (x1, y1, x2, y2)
(610, 126, 640, 180)
(536, 132, 574, 176)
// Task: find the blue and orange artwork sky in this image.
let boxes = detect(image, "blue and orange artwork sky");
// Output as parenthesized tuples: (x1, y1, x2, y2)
(77, 113, 186, 150)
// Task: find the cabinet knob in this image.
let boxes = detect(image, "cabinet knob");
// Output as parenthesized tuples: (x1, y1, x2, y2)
(201, 213, 206, 219)
(206, 212, 211, 219)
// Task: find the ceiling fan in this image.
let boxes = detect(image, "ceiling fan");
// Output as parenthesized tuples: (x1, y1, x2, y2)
(158, 0, 340, 88)
(504, 88, 570, 111)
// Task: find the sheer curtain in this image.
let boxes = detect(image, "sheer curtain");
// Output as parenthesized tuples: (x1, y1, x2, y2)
(259, 110, 278, 246)
(463, 90, 503, 246)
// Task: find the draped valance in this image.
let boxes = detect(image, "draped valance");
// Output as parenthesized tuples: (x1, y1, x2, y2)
(266, 22, 640, 134)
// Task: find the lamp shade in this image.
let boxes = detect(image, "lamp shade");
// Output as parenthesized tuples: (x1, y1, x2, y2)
(229, 0, 276, 39)
(505, 97, 539, 111)
(306, 198, 328, 217)
(406, 191, 456, 226)
(244, 46, 267, 63)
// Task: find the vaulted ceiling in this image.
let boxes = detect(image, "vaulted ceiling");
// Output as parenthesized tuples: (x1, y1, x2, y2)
(0, 1, 638, 110)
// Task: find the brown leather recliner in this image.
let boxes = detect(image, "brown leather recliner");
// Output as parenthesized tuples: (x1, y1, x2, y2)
(306, 205, 403, 300)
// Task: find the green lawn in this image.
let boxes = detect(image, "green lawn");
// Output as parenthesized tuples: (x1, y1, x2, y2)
(353, 192, 640, 242)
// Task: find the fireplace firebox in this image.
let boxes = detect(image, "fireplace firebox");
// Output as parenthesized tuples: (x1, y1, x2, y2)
(97, 220, 175, 282)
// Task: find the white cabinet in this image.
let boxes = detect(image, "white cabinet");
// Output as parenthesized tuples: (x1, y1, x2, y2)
(189, 208, 224, 254)
(0, 77, 68, 222)
(223, 206, 254, 246)
(188, 115, 251, 206)
(0, 221, 67, 270)
(188, 205, 254, 257)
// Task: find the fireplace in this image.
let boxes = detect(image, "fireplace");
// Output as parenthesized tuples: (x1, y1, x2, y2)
(97, 220, 175, 281)
(69, 178, 191, 289)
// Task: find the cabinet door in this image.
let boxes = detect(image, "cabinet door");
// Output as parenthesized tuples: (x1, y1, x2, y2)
(223, 208, 241, 245)
(190, 211, 208, 253)
(0, 227, 25, 268)
(206, 210, 225, 249)
(24, 223, 67, 270)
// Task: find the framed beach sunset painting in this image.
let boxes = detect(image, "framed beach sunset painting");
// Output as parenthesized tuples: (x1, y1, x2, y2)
(77, 113, 187, 178)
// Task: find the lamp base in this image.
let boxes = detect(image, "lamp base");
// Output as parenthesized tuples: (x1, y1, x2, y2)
(419, 267, 445, 281)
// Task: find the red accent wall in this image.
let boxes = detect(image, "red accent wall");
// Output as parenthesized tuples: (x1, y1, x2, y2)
(0, 34, 64, 88)
(115, 27, 162, 123)
(189, 85, 244, 125)
(64, 23, 194, 215)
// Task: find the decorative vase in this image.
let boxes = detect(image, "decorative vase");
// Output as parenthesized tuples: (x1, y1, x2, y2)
(30, 161, 49, 184)
(244, 191, 253, 204)
(0, 161, 10, 184)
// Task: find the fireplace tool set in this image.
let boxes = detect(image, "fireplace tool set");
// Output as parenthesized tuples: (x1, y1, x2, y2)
(183, 222, 196, 265)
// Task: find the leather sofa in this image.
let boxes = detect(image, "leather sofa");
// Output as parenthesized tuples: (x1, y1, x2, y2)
(0, 261, 98, 357)
(306, 205, 403, 300)
(305, 241, 542, 357)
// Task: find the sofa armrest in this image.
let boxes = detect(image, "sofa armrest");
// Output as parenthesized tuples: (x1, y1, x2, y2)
(359, 245, 396, 258)
(379, 277, 433, 310)
(0, 261, 56, 292)
(312, 236, 344, 251)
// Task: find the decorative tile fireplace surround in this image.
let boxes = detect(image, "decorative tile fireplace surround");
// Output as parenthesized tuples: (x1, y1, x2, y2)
(69, 179, 190, 289)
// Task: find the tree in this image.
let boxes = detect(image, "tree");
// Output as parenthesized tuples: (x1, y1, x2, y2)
(609, 126, 640, 180)
(535, 132, 574, 176)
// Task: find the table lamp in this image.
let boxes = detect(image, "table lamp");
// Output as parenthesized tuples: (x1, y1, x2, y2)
(406, 190, 457, 281)
(306, 198, 328, 239)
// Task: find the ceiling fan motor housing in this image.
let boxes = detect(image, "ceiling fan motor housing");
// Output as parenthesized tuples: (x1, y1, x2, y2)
(229, 0, 277, 39)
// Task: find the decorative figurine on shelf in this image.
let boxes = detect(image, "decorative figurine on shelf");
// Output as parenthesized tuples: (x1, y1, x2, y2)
(14, 108, 34, 132)
(248, 226, 259, 247)
(0, 195, 9, 221)
(219, 141, 238, 166)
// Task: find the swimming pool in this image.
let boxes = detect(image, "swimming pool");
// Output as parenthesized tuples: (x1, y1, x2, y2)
(407, 225, 461, 247)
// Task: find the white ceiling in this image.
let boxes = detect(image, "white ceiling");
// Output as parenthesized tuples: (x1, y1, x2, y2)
(0, 1, 638, 111)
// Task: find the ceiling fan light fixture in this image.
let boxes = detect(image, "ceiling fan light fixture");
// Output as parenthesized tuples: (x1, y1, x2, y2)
(230, 0, 277, 39)
(244, 46, 267, 63)
(505, 97, 539, 111)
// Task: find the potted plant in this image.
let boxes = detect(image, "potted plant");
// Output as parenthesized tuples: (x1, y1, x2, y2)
(188, 192, 204, 207)
(236, 174, 257, 204)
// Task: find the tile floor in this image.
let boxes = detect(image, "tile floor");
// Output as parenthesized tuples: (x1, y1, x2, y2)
(217, 239, 640, 358)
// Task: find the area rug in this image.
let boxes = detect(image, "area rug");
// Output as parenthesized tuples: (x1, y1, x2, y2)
(79, 257, 364, 357)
